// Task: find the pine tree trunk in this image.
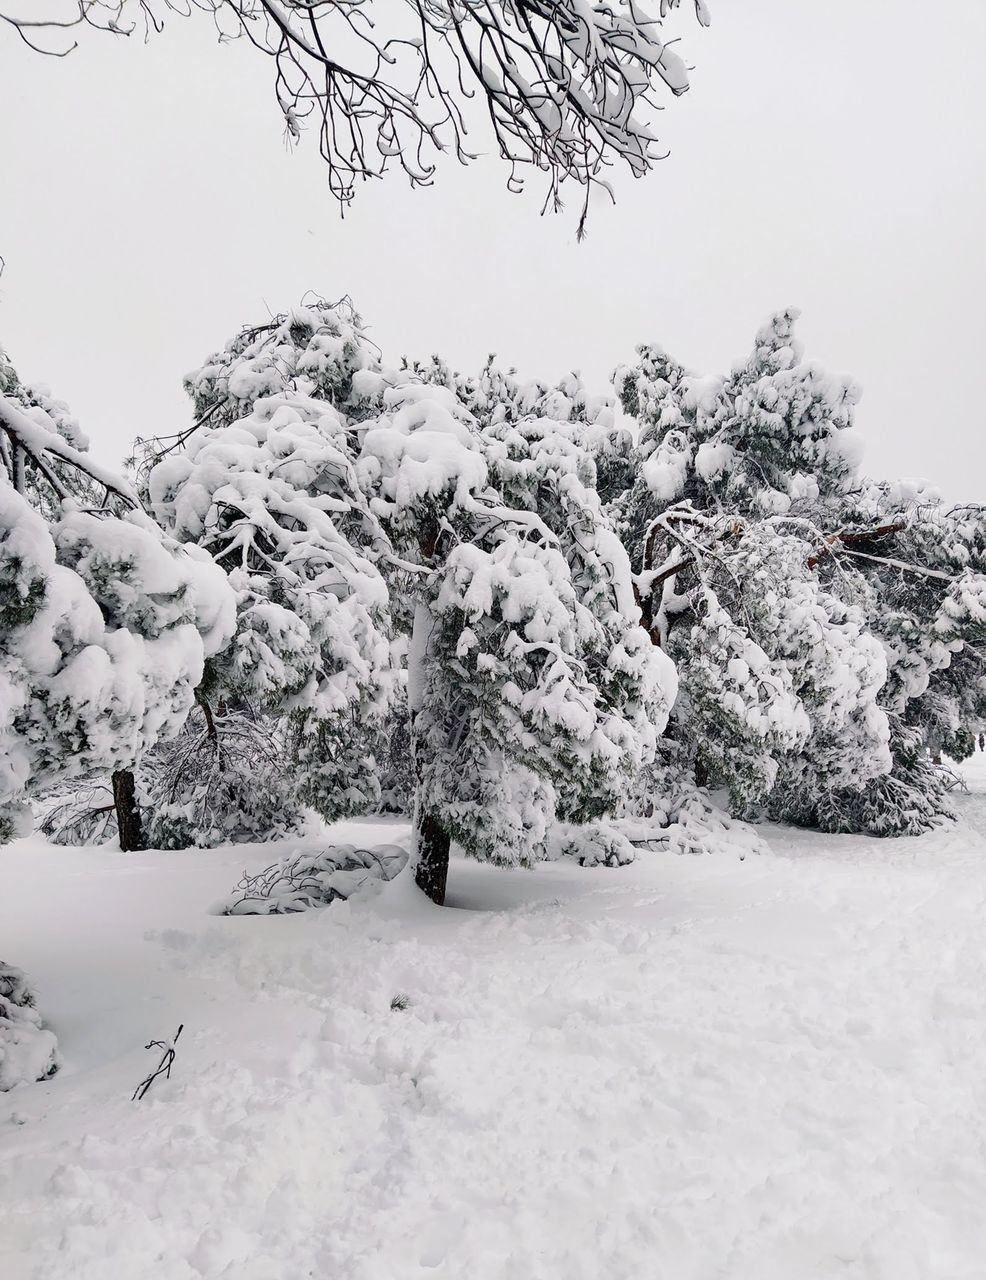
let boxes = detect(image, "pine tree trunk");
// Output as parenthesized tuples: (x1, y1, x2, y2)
(413, 809, 451, 905)
(112, 768, 143, 852)
(407, 582, 452, 905)
(195, 688, 218, 741)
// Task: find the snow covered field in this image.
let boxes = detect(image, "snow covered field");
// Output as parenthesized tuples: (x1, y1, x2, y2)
(4, 765, 986, 1279)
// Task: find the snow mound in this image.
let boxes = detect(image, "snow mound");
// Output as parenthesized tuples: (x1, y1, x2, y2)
(216, 842, 409, 915)
(553, 804, 767, 867)
(661, 792, 768, 859)
(0, 963, 60, 1092)
(551, 821, 640, 867)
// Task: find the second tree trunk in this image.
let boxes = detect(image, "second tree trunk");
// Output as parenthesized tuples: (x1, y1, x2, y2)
(112, 768, 143, 852)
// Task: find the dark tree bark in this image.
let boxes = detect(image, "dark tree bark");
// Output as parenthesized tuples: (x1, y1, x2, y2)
(414, 810, 451, 905)
(408, 515, 451, 905)
(694, 756, 710, 789)
(112, 768, 144, 852)
(195, 688, 218, 741)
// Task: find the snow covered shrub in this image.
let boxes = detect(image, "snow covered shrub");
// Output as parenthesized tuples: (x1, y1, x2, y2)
(792, 717, 955, 837)
(0, 963, 60, 1092)
(218, 843, 408, 915)
(553, 780, 767, 864)
(551, 822, 640, 867)
(619, 738, 769, 857)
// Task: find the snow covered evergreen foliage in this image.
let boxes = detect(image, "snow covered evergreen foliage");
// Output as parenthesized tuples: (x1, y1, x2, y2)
(141, 703, 305, 849)
(615, 308, 863, 530)
(149, 298, 675, 890)
(1, 356, 234, 843)
(795, 490, 986, 833)
(356, 375, 677, 879)
(616, 310, 986, 835)
(377, 693, 414, 814)
(179, 295, 378, 430)
(618, 737, 769, 858)
(411, 353, 635, 506)
(142, 300, 399, 838)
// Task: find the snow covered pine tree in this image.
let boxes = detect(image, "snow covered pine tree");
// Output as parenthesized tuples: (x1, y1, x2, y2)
(805, 483, 986, 833)
(613, 310, 891, 822)
(0, 346, 233, 1087)
(146, 298, 677, 902)
(615, 309, 986, 834)
(357, 374, 677, 901)
(141, 300, 399, 846)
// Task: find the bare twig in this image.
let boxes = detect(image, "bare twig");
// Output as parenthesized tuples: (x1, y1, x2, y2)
(132, 1023, 183, 1101)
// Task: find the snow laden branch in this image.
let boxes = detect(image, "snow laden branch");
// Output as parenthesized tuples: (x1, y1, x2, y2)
(633, 508, 959, 643)
(805, 521, 905, 568)
(2, 1, 710, 227)
(0, 393, 139, 509)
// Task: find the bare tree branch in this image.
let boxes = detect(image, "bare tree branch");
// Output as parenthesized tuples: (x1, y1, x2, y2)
(0, 1, 708, 225)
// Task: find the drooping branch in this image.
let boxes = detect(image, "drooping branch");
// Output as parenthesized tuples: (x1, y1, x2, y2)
(837, 547, 955, 583)
(0, 393, 140, 508)
(631, 510, 957, 647)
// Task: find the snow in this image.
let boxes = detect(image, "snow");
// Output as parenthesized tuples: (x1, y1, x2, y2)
(5, 771, 986, 1277)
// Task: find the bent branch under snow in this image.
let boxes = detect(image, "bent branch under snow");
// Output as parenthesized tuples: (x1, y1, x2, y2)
(0, 394, 139, 507)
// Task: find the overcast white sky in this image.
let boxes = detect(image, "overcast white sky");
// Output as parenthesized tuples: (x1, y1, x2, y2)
(1, 0, 984, 499)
